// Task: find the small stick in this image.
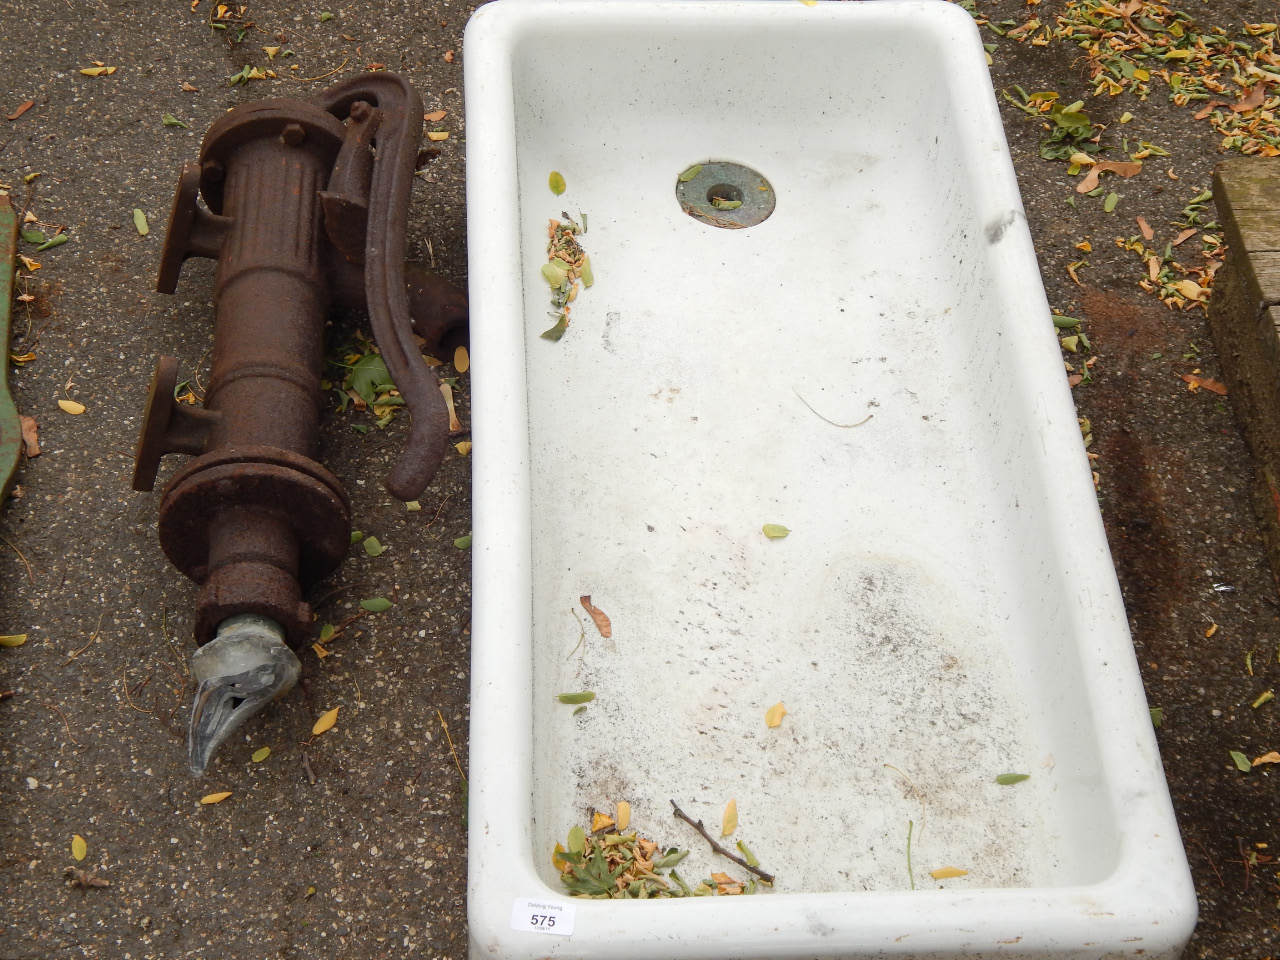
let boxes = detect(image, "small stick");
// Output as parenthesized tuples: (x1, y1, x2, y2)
(792, 388, 873, 429)
(670, 799, 774, 883)
(437, 708, 466, 780)
(288, 57, 350, 82)
(120, 668, 152, 714)
(0, 534, 34, 584)
(0, 689, 15, 701)
(160, 607, 189, 677)
(302, 752, 318, 785)
(1191, 836, 1225, 888)
(63, 612, 105, 666)
(43, 701, 79, 745)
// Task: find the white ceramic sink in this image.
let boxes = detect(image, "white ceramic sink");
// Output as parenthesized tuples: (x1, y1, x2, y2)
(463, 2, 1197, 957)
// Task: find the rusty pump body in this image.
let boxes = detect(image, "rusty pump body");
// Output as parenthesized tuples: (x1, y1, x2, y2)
(132, 74, 465, 774)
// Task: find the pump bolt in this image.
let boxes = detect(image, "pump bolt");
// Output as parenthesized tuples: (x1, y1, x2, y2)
(281, 123, 306, 146)
(201, 159, 224, 182)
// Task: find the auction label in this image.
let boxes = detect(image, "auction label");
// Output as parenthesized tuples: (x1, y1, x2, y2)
(511, 897, 576, 936)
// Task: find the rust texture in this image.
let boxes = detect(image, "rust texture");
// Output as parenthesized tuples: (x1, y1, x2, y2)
(133, 74, 467, 648)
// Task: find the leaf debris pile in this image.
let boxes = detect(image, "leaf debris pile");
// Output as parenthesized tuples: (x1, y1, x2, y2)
(554, 819, 758, 899)
(540, 213, 593, 342)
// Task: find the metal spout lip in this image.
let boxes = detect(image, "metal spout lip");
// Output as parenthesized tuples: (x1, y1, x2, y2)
(187, 616, 300, 776)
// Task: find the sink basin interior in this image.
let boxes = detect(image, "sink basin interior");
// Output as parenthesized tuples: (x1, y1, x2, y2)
(508, 13, 1115, 895)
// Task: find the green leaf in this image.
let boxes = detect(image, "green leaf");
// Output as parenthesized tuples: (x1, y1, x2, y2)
(572, 704, 587, 716)
(1052, 315, 1081, 329)
(319, 624, 335, 643)
(162, 113, 189, 128)
(541, 316, 568, 342)
(762, 524, 790, 539)
(0, 633, 27, 647)
(995, 773, 1030, 785)
(318, 11, 334, 21)
(1149, 706, 1163, 727)
(549, 170, 567, 195)
(579, 255, 594, 288)
(345, 353, 395, 405)
(35, 233, 67, 252)
(1103, 192, 1119, 213)
(567, 825, 586, 855)
(360, 597, 392, 612)
(736, 840, 759, 868)
(678, 164, 703, 182)
(710, 197, 742, 210)
(1230, 750, 1252, 772)
(133, 209, 149, 236)
(541, 262, 568, 286)
(654, 848, 689, 870)
(363, 535, 384, 557)
(350, 530, 364, 544)
(20, 229, 45, 245)
(453, 534, 472, 549)
(557, 691, 596, 704)
(252, 747, 271, 762)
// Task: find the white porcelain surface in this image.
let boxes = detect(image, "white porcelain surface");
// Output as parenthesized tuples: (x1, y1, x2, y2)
(463, 2, 1196, 957)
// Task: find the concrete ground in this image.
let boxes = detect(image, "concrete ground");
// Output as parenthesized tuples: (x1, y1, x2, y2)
(1, 0, 1278, 958)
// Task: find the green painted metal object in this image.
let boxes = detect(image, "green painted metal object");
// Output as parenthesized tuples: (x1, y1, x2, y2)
(0, 196, 23, 500)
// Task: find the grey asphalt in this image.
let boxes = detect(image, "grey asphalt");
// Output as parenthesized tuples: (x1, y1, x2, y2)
(2, 1, 1278, 958)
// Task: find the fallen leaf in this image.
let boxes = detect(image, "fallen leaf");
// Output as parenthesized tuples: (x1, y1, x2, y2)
(252, 747, 271, 762)
(439, 381, 461, 431)
(1205, 622, 1219, 638)
(1103, 191, 1119, 213)
(765, 701, 787, 728)
(263, 45, 281, 59)
(199, 792, 232, 804)
(1173, 227, 1198, 246)
(1231, 749, 1252, 772)
(1136, 216, 1154, 241)
(592, 811, 615, 832)
(318, 10, 334, 21)
(312, 707, 339, 736)
(1147, 256, 1161, 283)
(359, 596, 392, 612)
(7, 100, 34, 121)
(995, 773, 1030, 785)
(312, 642, 329, 658)
(454, 441, 472, 456)
(549, 170, 567, 195)
(424, 109, 447, 122)
(721, 798, 737, 837)
(58, 399, 86, 415)
(406, 500, 422, 510)
(567, 826, 586, 855)
(161, 113, 188, 128)
(616, 800, 631, 831)
(1234, 82, 1268, 113)
(541, 316, 568, 341)
(79, 66, 117, 77)
(181, 81, 200, 92)
(19, 416, 39, 457)
(930, 866, 969, 879)
(443, 50, 455, 63)
(1181, 374, 1227, 395)
(425, 131, 449, 141)
(1066, 261, 1084, 286)
(36, 233, 67, 252)
(1254, 690, 1274, 709)
(736, 840, 759, 867)
(762, 523, 790, 539)
(454, 345, 469, 373)
(1076, 160, 1142, 194)
(1253, 751, 1280, 765)
(552, 842, 568, 869)
(0, 633, 28, 646)
(133, 209, 149, 236)
(64, 866, 110, 888)
(71, 835, 88, 860)
(453, 534, 471, 549)
(678, 163, 703, 182)
(557, 691, 595, 704)
(1194, 100, 1231, 120)
(18, 255, 39, 272)
(579, 595, 612, 638)
(362, 535, 384, 557)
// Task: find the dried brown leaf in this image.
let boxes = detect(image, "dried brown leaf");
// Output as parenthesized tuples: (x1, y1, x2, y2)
(19, 415, 39, 457)
(1253, 750, 1280, 765)
(1181, 373, 1228, 395)
(424, 109, 447, 122)
(1234, 82, 1268, 113)
(1076, 160, 1142, 194)
(7, 99, 34, 121)
(1173, 227, 1198, 246)
(64, 866, 110, 888)
(1136, 216, 1154, 241)
(579, 595, 612, 638)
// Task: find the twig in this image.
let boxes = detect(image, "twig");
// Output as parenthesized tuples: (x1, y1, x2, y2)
(565, 606, 587, 659)
(1191, 836, 1225, 888)
(424, 494, 453, 532)
(669, 799, 774, 883)
(62, 612, 105, 666)
(883, 763, 926, 843)
(43, 701, 79, 745)
(0, 689, 15, 701)
(324, 608, 369, 643)
(792, 388, 873, 428)
(120, 668, 152, 714)
(288, 57, 350, 82)
(160, 606, 189, 677)
(0, 534, 34, 584)
(302, 752, 317, 785)
(437, 708, 466, 780)
(906, 820, 915, 890)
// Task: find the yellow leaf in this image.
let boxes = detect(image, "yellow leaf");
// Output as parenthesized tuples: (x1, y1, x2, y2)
(552, 842, 568, 869)
(422, 354, 443, 367)
(252, 747, 271, 762)
(312, 706, 339, 735)
(454, 441, 472, 456)
(454, 345, 470, 373)
(80, 66, 111, 77)
(616, 800, 631, 831)
(18, 255, 40, 271)
(200, 791, 232, 804)
(426, 131, 449, 141)
(1253, 751, 1280, 765)
(312, 642, 330, 658)
(72, 835, 87, 860)
(765, 701, 787, 728)
(263, 45, 281, 59)
(58, 399, 86, 415)
(1068, 151, 1096, 166)
(1170, 279, 1206, 301)
(0, 633, 27, 646)
(592, 811, 615, 833)
(930, 866, 969, 879)
(721, 798, 737, 837)
(425, 109, 448, 122)
(1075, 241, 1092, 253)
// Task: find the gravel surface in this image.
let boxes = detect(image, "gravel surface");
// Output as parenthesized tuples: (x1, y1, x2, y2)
(1, 0, 1278, 957)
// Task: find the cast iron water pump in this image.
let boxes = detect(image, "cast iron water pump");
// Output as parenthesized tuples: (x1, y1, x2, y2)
(132, 74, 466, 774)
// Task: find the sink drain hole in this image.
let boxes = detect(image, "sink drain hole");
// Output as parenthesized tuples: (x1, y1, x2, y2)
(676, 161, 774, 229)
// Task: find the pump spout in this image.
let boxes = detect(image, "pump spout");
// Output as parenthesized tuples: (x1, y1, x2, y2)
(187, 614, 300, 776)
